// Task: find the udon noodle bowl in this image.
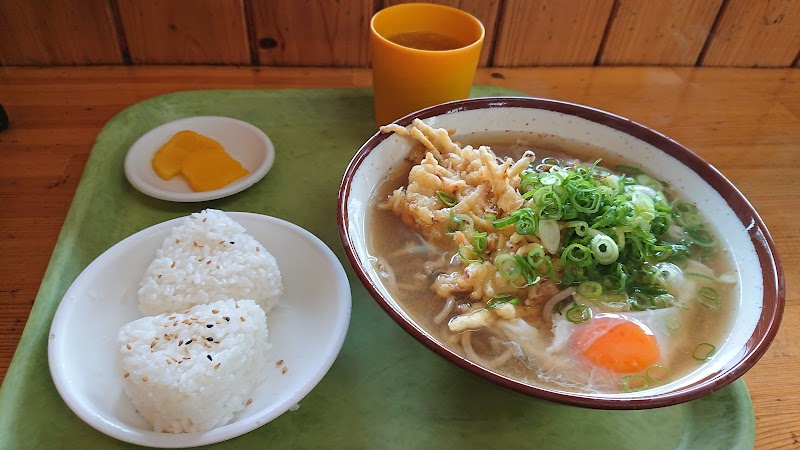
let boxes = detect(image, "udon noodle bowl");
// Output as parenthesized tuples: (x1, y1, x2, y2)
(368, 119, 737, 394)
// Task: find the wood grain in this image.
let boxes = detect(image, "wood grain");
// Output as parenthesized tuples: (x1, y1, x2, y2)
(492, 0, 614, 67)
(250, 0, 373, 67)
(116, 0, 250, 65)
(2, 0, 800, 68)
(0, 66, 798, 449)
(701, 0, 800, 67)
(380, 0, 501, 67)
(0, 0, 122, 65)
(599, 0, 723, 65)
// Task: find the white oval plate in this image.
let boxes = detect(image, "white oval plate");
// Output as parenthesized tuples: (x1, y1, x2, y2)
(48, 213, 351, 448)
(124, 117, 275, 202)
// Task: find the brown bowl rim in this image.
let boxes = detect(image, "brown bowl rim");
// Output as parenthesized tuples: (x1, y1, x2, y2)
(337, 96, 785, 409)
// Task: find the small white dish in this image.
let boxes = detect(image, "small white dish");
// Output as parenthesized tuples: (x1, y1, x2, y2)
(124, 117, 275, 202)
(48, 212, 351, 448)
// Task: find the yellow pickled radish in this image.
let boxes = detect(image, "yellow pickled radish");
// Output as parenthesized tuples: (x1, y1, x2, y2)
(151, 130, 248, 192)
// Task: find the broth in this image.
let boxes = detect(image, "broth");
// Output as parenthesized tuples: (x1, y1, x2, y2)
(368, 127, 736, 394)
(386, 31, 470, 51)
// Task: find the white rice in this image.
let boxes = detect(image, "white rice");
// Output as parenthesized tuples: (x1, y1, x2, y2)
(117, 299, 269, 433)
(138, 209, 282, 315)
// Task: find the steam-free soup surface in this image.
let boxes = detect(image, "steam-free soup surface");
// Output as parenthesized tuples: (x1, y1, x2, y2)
(369, 123, 736, 393)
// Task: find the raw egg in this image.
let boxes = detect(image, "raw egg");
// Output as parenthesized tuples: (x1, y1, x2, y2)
(549, 308, 685, 377)
(570, 315, 659, 373)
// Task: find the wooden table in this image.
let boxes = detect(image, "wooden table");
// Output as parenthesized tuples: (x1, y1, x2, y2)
(0, 66, 797, 448)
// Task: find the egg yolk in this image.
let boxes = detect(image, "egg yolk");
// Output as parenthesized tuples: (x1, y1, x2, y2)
(572, 317, 659, 373)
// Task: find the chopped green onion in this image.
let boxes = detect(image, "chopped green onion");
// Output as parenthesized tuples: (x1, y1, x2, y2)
(635, 174, 665, 192)
(519, 172, 539, 195)
(645, 365, 671, 384)
(496, 254, 521, 280)
(539, 167, 569, 186)
(665, 316, 681, 331)
(592, 206, 618, 229)
(566, 304, 591, 323)
(653, 262, 680, 281)
(699, 286, 719, 300)
(670, 298, 690, 310)
(590, 234, 620, 265)
(696, 286, 720, 309)
(591, 163, 613, 178)
(692, 343, 716, 361)
(685, 225, 715, 247)
(569, 180, 602, 213)
(627, 293, 652, 311)
(492, 207, 539, 235)
(492, 215, 517, 229)
(650, 242, 675, 261)
(456, 214, 475, 232)
(472, 232, 488, 253)
(458, 246, 483, 264)
(492, 208, 527, 229)
(514, 255, 541, 287)
(685, 272, 718, 283)
(436, 190, 457, 207)
(515, 210, 538, 235)
(651, 294, 674, 309)
(673, 200, 697, 215)
(483, 213, 497, 221)
(563, 243, 593, 267)
(672, 200, 703, 227)
(620, 374, 649, 392)
(614, 227, 625, 248)
(535, 187, 564, 219)
(598, 292, 628, 310)
(526, 247, 554, 277)
(487, 294, 521, 309)
(448, 211, 462, 232)
(577, 281, 603, 299)
(541, 157, 561, 167)
(449, 212, 475, 232)
(566, 221, 589, 236)
(497, 155, 718, 309)
(607, 263, 630, 292)
(601, 301, 628, 311)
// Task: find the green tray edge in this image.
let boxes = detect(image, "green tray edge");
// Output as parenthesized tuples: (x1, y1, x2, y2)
(0, 86, 756, 450)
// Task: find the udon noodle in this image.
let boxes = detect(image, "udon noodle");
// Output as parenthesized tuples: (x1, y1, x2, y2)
(369, 119, 736, 394)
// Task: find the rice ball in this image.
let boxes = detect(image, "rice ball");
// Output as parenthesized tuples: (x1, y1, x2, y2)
(117, 299, 269, 433)
(138, 209, 282, 315)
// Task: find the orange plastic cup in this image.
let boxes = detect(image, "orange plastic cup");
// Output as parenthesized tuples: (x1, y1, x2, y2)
(370, 3, 485, 127)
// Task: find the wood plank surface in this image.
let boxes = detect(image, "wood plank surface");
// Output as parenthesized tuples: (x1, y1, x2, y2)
(116, 0, 250, 65)
(381, 0, 501, 67)
(492, 0, 614, 67)
(701, 0, 800, 67)
(599, 0, 723, 65)
(0, 0, 122, 65)
(250, 0, 373, 67)
(0, 66, 799, 448)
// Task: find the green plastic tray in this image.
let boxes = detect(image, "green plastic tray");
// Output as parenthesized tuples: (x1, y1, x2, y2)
(0, 87, 755, 449)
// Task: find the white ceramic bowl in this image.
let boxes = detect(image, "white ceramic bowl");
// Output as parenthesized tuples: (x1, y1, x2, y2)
(49, 212, 351, 447)
(338, 97, 784, 409)
(124, 116, 275, 202)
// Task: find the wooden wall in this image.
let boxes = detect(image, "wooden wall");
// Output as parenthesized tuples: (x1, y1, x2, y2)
(1, 0, 799, 67)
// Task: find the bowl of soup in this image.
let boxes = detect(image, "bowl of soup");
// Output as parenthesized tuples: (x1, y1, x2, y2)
(337, 97, 784, 409)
